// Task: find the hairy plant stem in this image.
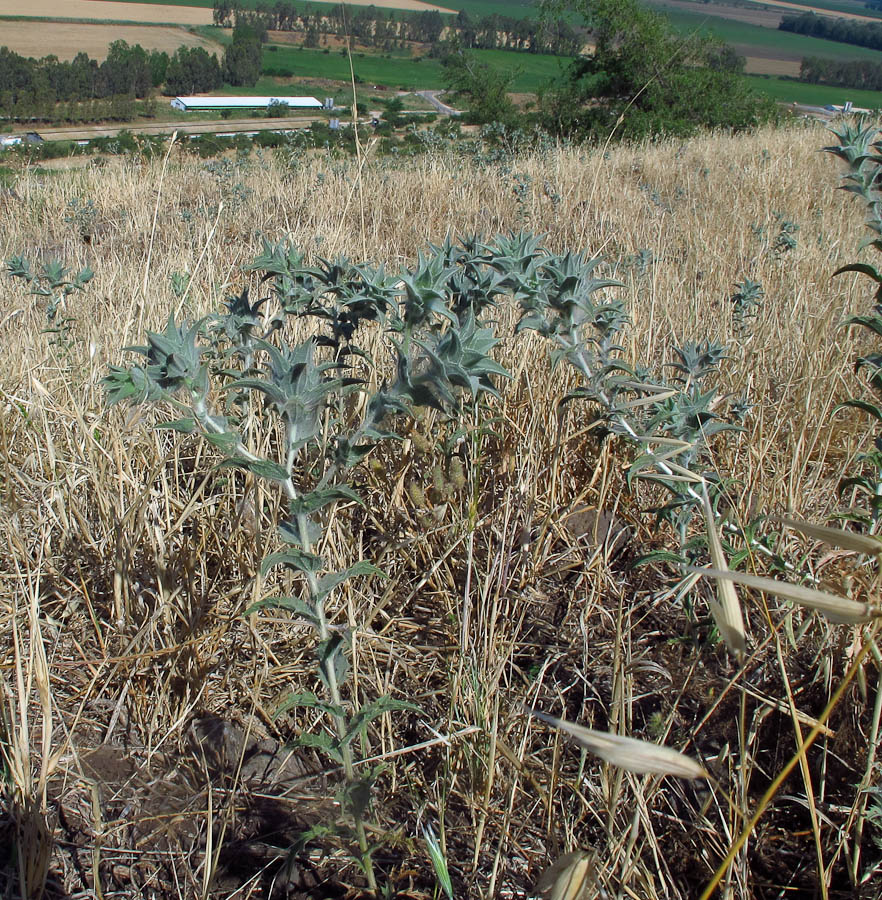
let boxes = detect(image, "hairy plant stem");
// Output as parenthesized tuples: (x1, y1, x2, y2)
(295, 508, 378, 894)
(194, 396, 378, 893)
(286, 422, 378, 895)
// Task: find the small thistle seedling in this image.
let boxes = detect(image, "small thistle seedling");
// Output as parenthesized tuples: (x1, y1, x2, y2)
(729, 278, 764, 332)
(64, 195, 98, 243)
(6, 255, 93, 358)
(104, 235, 514, 892)
(772, 212, 800, 256)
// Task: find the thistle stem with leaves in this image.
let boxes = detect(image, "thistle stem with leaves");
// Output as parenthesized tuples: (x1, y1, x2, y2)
(104, 236, 510, 892)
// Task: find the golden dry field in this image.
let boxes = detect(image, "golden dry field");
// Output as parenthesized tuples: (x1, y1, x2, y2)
(0, 0, 454, 21)
(744, 0, 881, 23)
(0, 21, 217, 60)
(3, 119, 882, 899)
(744, 55, 800, 77)
(0, 0, 214, 23)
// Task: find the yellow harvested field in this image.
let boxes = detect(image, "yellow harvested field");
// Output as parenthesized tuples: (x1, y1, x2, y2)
(0, 0, 213, 24)
(744, 55, 800, 78)
(744, 0, 881, 23)
(0, 21, 218, 60)
(309, 0, 455, 9)
(0, 0, 454, 21)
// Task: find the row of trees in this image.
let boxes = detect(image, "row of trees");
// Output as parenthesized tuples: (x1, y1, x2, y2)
(0, 42, 167, 106)
(212, 0, 582, 56)
(0, 35, 265, 121)
(0, 95, 158, 126)
(799, 55, 882, 91)
(780, 11, 882, 51)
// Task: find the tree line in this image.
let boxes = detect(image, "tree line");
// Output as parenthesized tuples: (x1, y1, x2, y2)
(212, 0, 582, 56)
(0, 34, 268, 123)
(779, 11, 882, 51)
(799, 55, 882, 92)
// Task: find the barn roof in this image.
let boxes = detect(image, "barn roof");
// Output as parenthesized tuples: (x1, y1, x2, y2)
(172, 96, 323, 109)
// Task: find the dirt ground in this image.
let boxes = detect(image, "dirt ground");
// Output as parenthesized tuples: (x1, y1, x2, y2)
(0, 21, 218, 60)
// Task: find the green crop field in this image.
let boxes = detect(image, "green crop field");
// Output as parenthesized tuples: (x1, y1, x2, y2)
(745, 73, 882, 107)
(263, 45, 447, 89)
(262, 43, 568, 92)
(660, 6, 882, 61)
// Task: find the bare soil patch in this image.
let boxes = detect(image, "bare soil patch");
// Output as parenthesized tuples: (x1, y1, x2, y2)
(0, 0, 213, 24)
(0, 21, 217, 60)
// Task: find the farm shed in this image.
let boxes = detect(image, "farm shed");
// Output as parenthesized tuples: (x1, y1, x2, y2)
(171, 96, 323, 112)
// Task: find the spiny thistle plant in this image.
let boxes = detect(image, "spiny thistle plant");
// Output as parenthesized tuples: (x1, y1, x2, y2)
(772, 212, 800, 256)
(729, 277, 764, 333)
(825, 119, 882, 532)
(6, 255, 93, 357)
(103, 235, 515, 892)
(502, 233, 741, 552)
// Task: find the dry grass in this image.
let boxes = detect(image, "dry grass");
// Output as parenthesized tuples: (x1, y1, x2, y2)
(1, 119, 882, 899)
(0, 22, 218, 61)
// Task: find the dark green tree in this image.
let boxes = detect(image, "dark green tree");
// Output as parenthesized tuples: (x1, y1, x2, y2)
(541, 0, 775, 141)
(223, 23, 262, 87)
(441, 47, 519, 126)
(149, 50, 169, 88)
(100, 41, 152, 97)
(164, 46, 222, 95)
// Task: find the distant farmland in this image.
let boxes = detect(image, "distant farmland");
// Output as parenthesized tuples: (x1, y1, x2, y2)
(0, 21, 218, 60)
(261, 44, 569, 93)
(0, 0, 212, 23)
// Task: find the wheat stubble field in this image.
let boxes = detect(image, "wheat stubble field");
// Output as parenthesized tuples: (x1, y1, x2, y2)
(0, 21, 219, 60)
(0, 0, 214, 23)
(2, 120, 882, 899)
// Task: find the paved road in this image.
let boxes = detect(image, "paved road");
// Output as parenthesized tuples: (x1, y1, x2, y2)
(30, 116, 322, 143)
(416, 90, 459, 117)
(13, 95, 460, 144)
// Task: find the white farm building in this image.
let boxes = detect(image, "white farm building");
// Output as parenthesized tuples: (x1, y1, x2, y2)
(171, 96, 324, 112)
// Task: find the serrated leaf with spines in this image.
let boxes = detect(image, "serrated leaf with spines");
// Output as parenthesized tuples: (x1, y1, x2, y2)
(290, 731, 344, 764)
(341, 696, 420, 747)
(274, 690, 344, 720)
(245, 595, 319, 627)
(260, 550, 324, 576)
